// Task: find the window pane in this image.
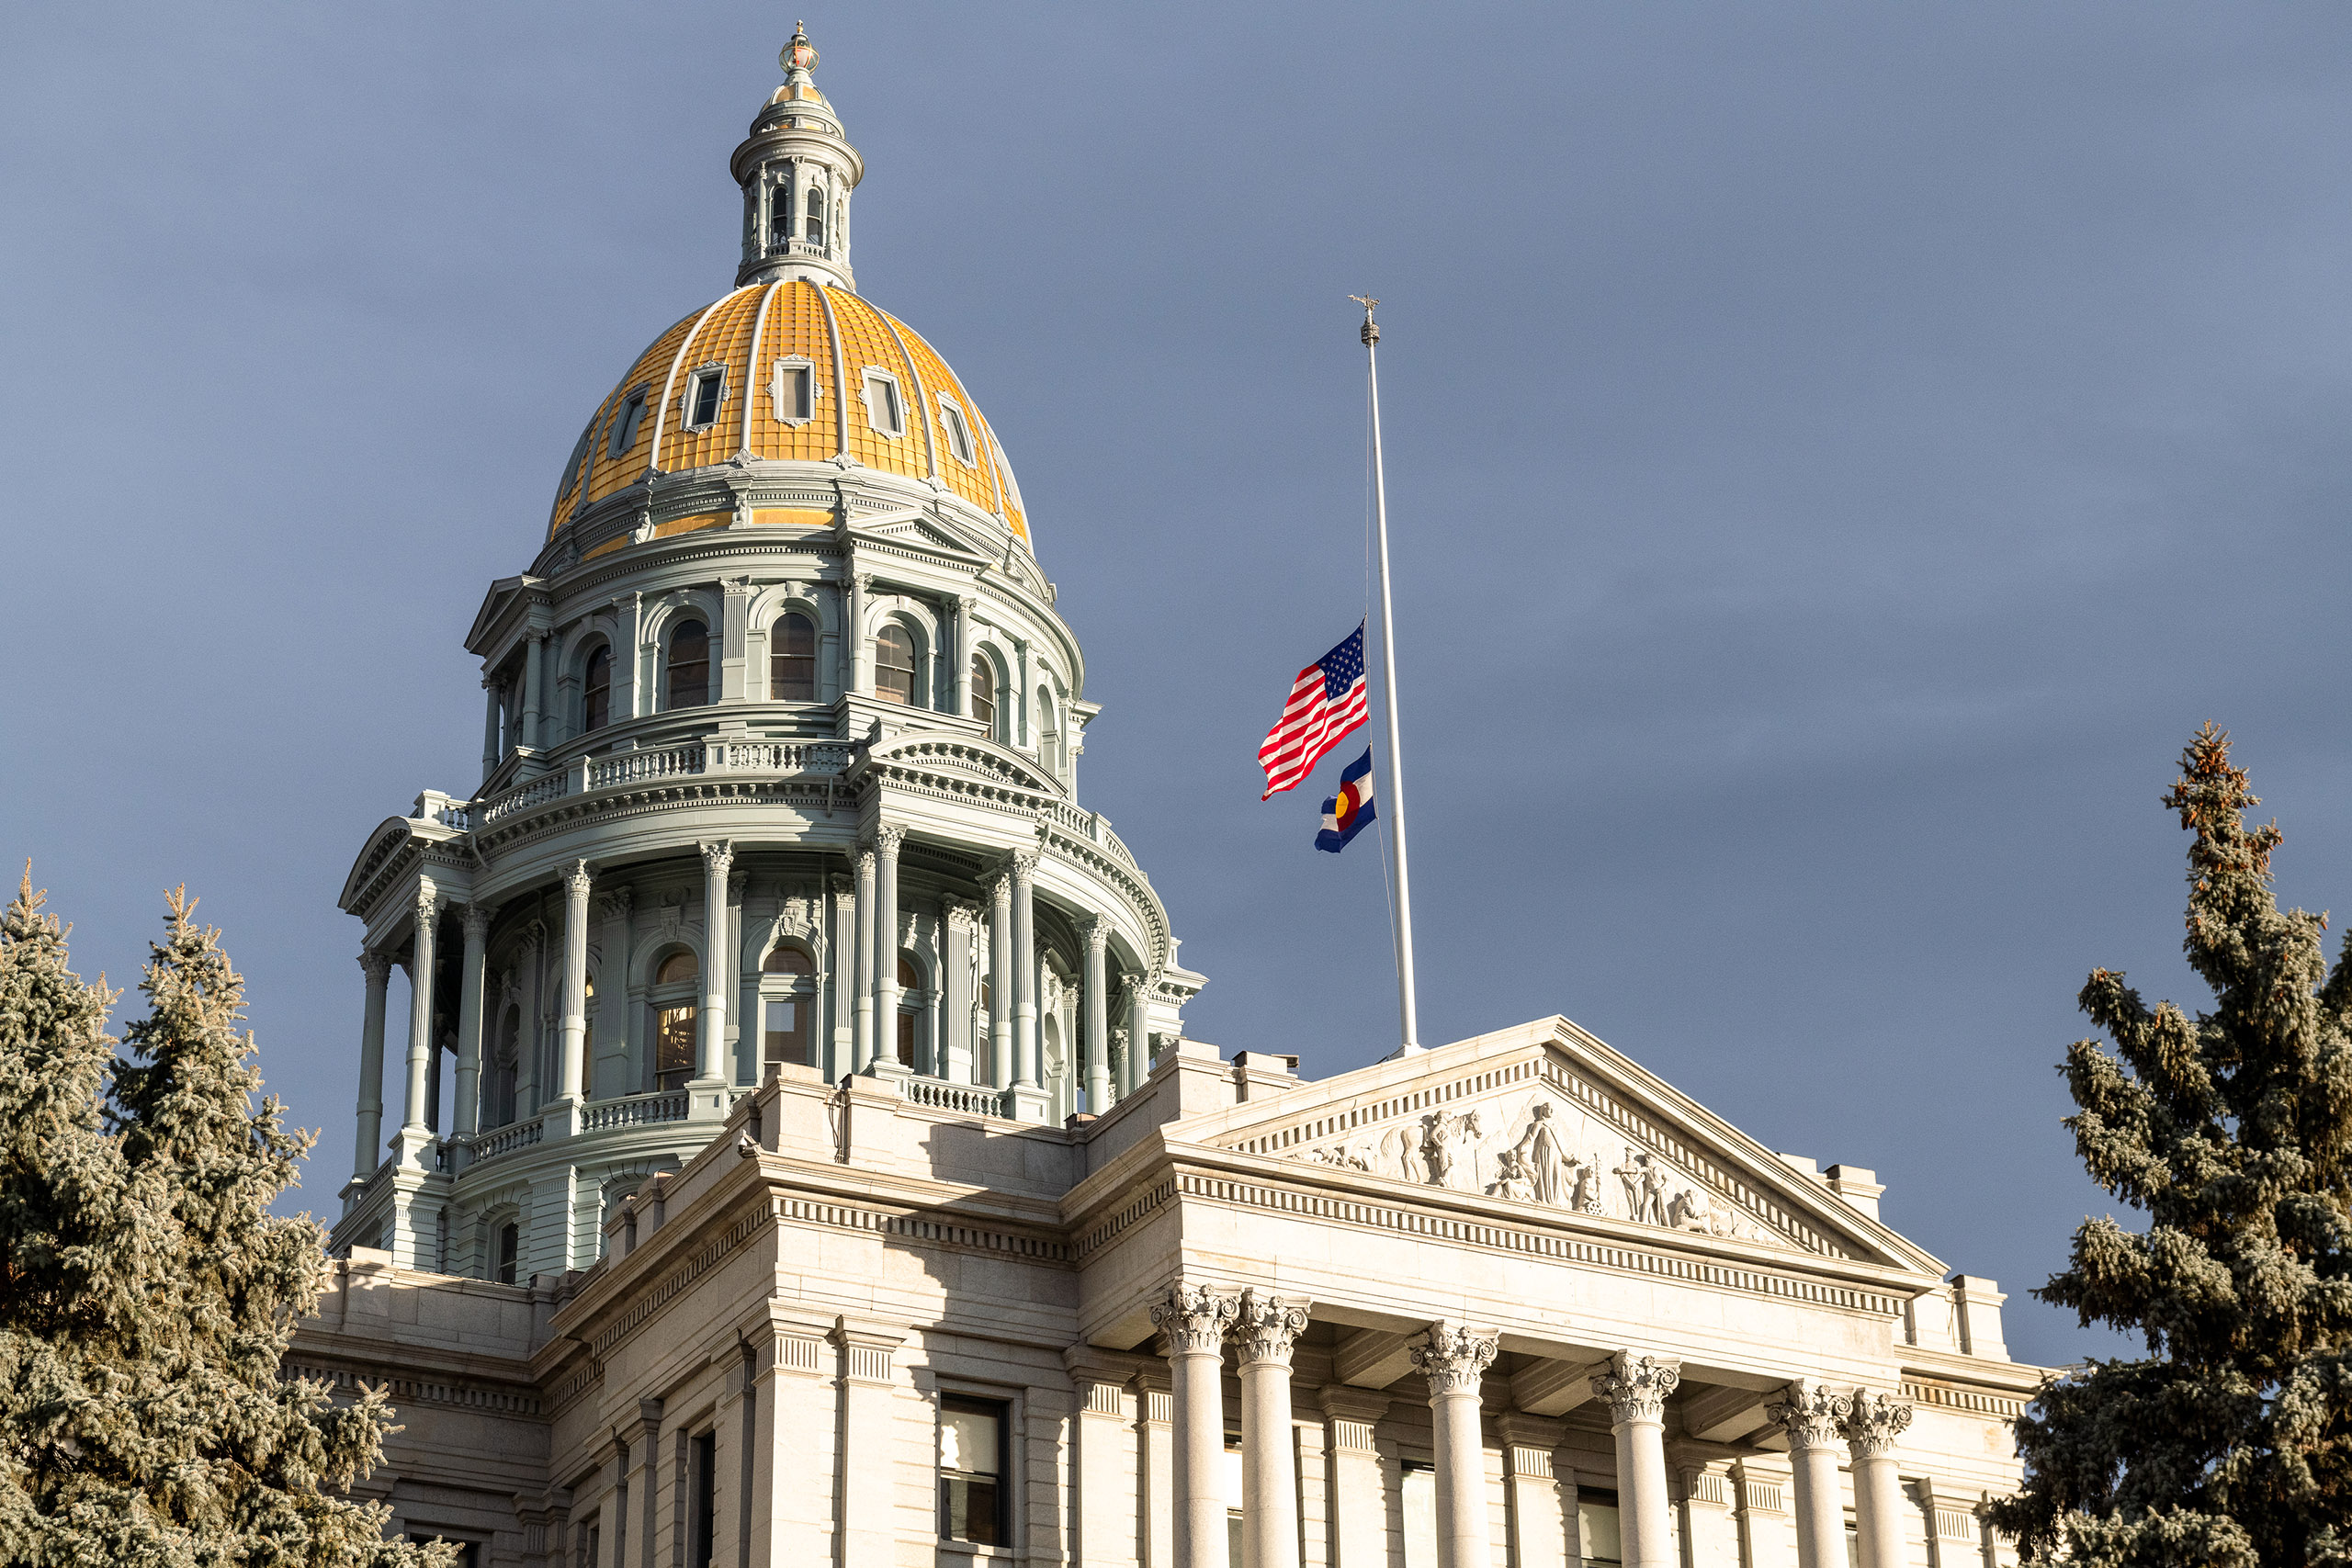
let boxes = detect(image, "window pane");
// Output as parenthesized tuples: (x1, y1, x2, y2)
(970, 657, 996, 728)
(1402, 1465, 1438, 1568)
(769, 186, 790, 251)
(764, 998, 807, 1067)
(897, 1009, 916, 1067)
(657, 1006, 697, 1079)
(584, 648, 611, 732)
(876, 626, 915, 705)
(669, 620, 709, 708)
(691, 373, 722, 428)
(763, 945, 811, 976)
(657, 952, 699, 985)
(777, 365, 811, 421)
(1577, 1499, 1624, 1566)
(773, 613, 817, 700)
(806, 190, 825, 244)
(939, 1404, 1001, 1476)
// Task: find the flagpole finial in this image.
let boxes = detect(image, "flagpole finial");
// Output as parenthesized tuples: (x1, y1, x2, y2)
(1351, 294, 1380, 347)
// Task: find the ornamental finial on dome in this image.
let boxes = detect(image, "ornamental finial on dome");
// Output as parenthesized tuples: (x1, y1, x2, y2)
(782, 23, 817, 80)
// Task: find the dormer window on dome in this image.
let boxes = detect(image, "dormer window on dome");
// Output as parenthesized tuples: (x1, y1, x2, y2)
(937, 394, 978, 467)
(772, 356, 817, 425)
(684, 365, 726, 432)
(862, 369, 904, 438)
(607, 387, 650, 460)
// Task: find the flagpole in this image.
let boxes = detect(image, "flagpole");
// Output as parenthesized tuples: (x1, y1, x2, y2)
(1355, 296, 1421, 1054)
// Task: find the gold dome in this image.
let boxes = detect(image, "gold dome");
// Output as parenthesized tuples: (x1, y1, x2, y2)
(549, 279, 1030, 546)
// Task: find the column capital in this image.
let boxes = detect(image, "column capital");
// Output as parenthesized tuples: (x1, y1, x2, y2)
(1838, 1390, 1913, 1457)
(698, 839, 735, 876)
(852, 570, 874, 592)
(1764, 1379, 1850, 1451)
(1149, 1281, 1238, 1356)
(1410, 1321, 1498, 1395)
(597, 886, 635, 921)
(1595, 1352, 1681, 1425)
(563, 859, 594, 898)
(830, 872, 855, 901)
(1122, 970, 1148, 997)
(1234, 1288, 1310, 1369)
(1080, 915, 1110, 954)
(414, 876, 441, 920)
(943, 897, 982, 931)
(1007, 849, 1040, 885)
(461, 902, 492, 942)
(359, 949, 393, 985)
(984, 868, 1012, 903)
(854, 846, 876, 878)
(872, 823, 907, 854)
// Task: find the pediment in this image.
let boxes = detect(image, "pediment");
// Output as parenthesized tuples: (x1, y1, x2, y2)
(866, 733, 1062, 796)
(1186, 1018, 1943, 1274)
(849, 510, 995, 568)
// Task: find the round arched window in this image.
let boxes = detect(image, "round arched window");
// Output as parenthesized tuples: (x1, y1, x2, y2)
(896, 954, 924, 1068)
(582, 645, 612, 733)
(970, 655, 996, 732)
(875, 625, 916, 705)
(760, 946, 814, 1070)
(667, 621, 710, 710)
(805, 186, 826, 245)
(653, 951, 699, 1089)
(772, 611, 817, 701)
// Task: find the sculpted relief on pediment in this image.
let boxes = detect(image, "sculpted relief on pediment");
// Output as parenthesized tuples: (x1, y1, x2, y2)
(1244, 1070, 1835, 1256)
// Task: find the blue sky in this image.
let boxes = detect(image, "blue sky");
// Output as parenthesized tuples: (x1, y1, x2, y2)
(12, 3, 2352, 1369)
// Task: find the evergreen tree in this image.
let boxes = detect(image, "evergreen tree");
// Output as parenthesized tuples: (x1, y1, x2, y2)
(0, 877, 449, 1568)
(1993, 728, 2352, 1566)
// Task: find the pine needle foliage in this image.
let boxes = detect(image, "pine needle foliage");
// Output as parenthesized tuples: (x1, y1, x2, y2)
(1992, 728, 2352, 1566)
(0, 875, 451, 1568)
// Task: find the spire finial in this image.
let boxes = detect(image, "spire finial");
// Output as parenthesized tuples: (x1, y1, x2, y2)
(1351, 294, 1380, 347)
(783, 22, 818, 78)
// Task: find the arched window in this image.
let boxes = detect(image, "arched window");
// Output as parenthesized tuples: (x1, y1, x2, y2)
(875, 625, 916, 705)
(896, 954, 924, 1069)
(1036, 687, 1057, 769)
(495, 1221, 519, 1286)
(805, 186, 826, 245)
(582, 645, 612, 734)
(760, 945, 814, 1071)
(970, 655, 997, 734)
(652, 951, 699, 1090)
(772, 611, 817, 701)
(667, 620, 709, 710)
(769, 182, 792, 252)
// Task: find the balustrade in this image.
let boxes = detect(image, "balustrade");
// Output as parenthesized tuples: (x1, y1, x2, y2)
(899, 1076, 1004, 1117)
(580, 1089, 692, 1131)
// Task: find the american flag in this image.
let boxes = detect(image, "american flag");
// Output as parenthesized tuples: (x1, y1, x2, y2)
(1258, 623, 1371, 799)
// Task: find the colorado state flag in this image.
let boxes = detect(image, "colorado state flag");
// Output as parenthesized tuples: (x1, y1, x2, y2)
(1315, 748, 1377, 853)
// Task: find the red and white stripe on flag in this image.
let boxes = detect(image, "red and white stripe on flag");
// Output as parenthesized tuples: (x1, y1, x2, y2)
(1258, 623, 1371, 799)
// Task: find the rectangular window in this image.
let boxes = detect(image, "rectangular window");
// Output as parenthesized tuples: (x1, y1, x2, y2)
(608, 390, 649, 459)
(495, 1221, 518, 1286)
(1577, 1493, 1625, 1567)
(938, 398, 977, 465)
(687, 370, 724, 430)
(656, 1005, 697, 1089)
(1401, 1461, 1437, 1568)
(1225, 1443, 1246, 1568)
(584, 1523, 600, 1568)
(763, 997, 808, 1067)
(938, 1395, 1007, 1544)
(774, 362, 814, 423)
(689, 1432, 716, 1568)
(864, 372, 903, 437)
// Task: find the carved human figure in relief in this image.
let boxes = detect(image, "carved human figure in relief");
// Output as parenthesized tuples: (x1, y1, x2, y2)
(1566, 1151, 1605, 1214)
(1614, 1149, 1671, 1224)
(1487, 1146, 1536, 1202)
(1668, 1186, 1715, 1232)
(1510, 1100, 1572, 1205)
(1421, 1112, 1458, 1188)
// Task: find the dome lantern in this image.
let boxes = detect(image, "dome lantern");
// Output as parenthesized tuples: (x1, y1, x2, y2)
(732, 24, 863, 291)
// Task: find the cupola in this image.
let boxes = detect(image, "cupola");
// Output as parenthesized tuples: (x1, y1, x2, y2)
(733, 24, 863, 290)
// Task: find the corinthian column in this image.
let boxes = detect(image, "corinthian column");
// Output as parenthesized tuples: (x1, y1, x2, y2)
(1594, 1353, 1679, 1568)
(454, 903, 490, 1146)
(353, 950, 391, 1179)
(852, 844, 876, 1071)
(1235, 1290, 1309, 1568)
(985, 871, 1013, 1090)
(400, 881, 440, 1151)
(1081, 917, 1111, 1111)
(1151, 1283, 1238, 1568)
(1765, 1381, 1851, 1568)
(1121, 971, 1150, 1095)
(1410, 1322, 1498, 1568)
(696, 841, 733, 1085)
(870, 825, 907, 1077)
(1839, 1391, 1914, 1568)
(556, 861, 593, 1121)
(1010, 852, 1040, 1094)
